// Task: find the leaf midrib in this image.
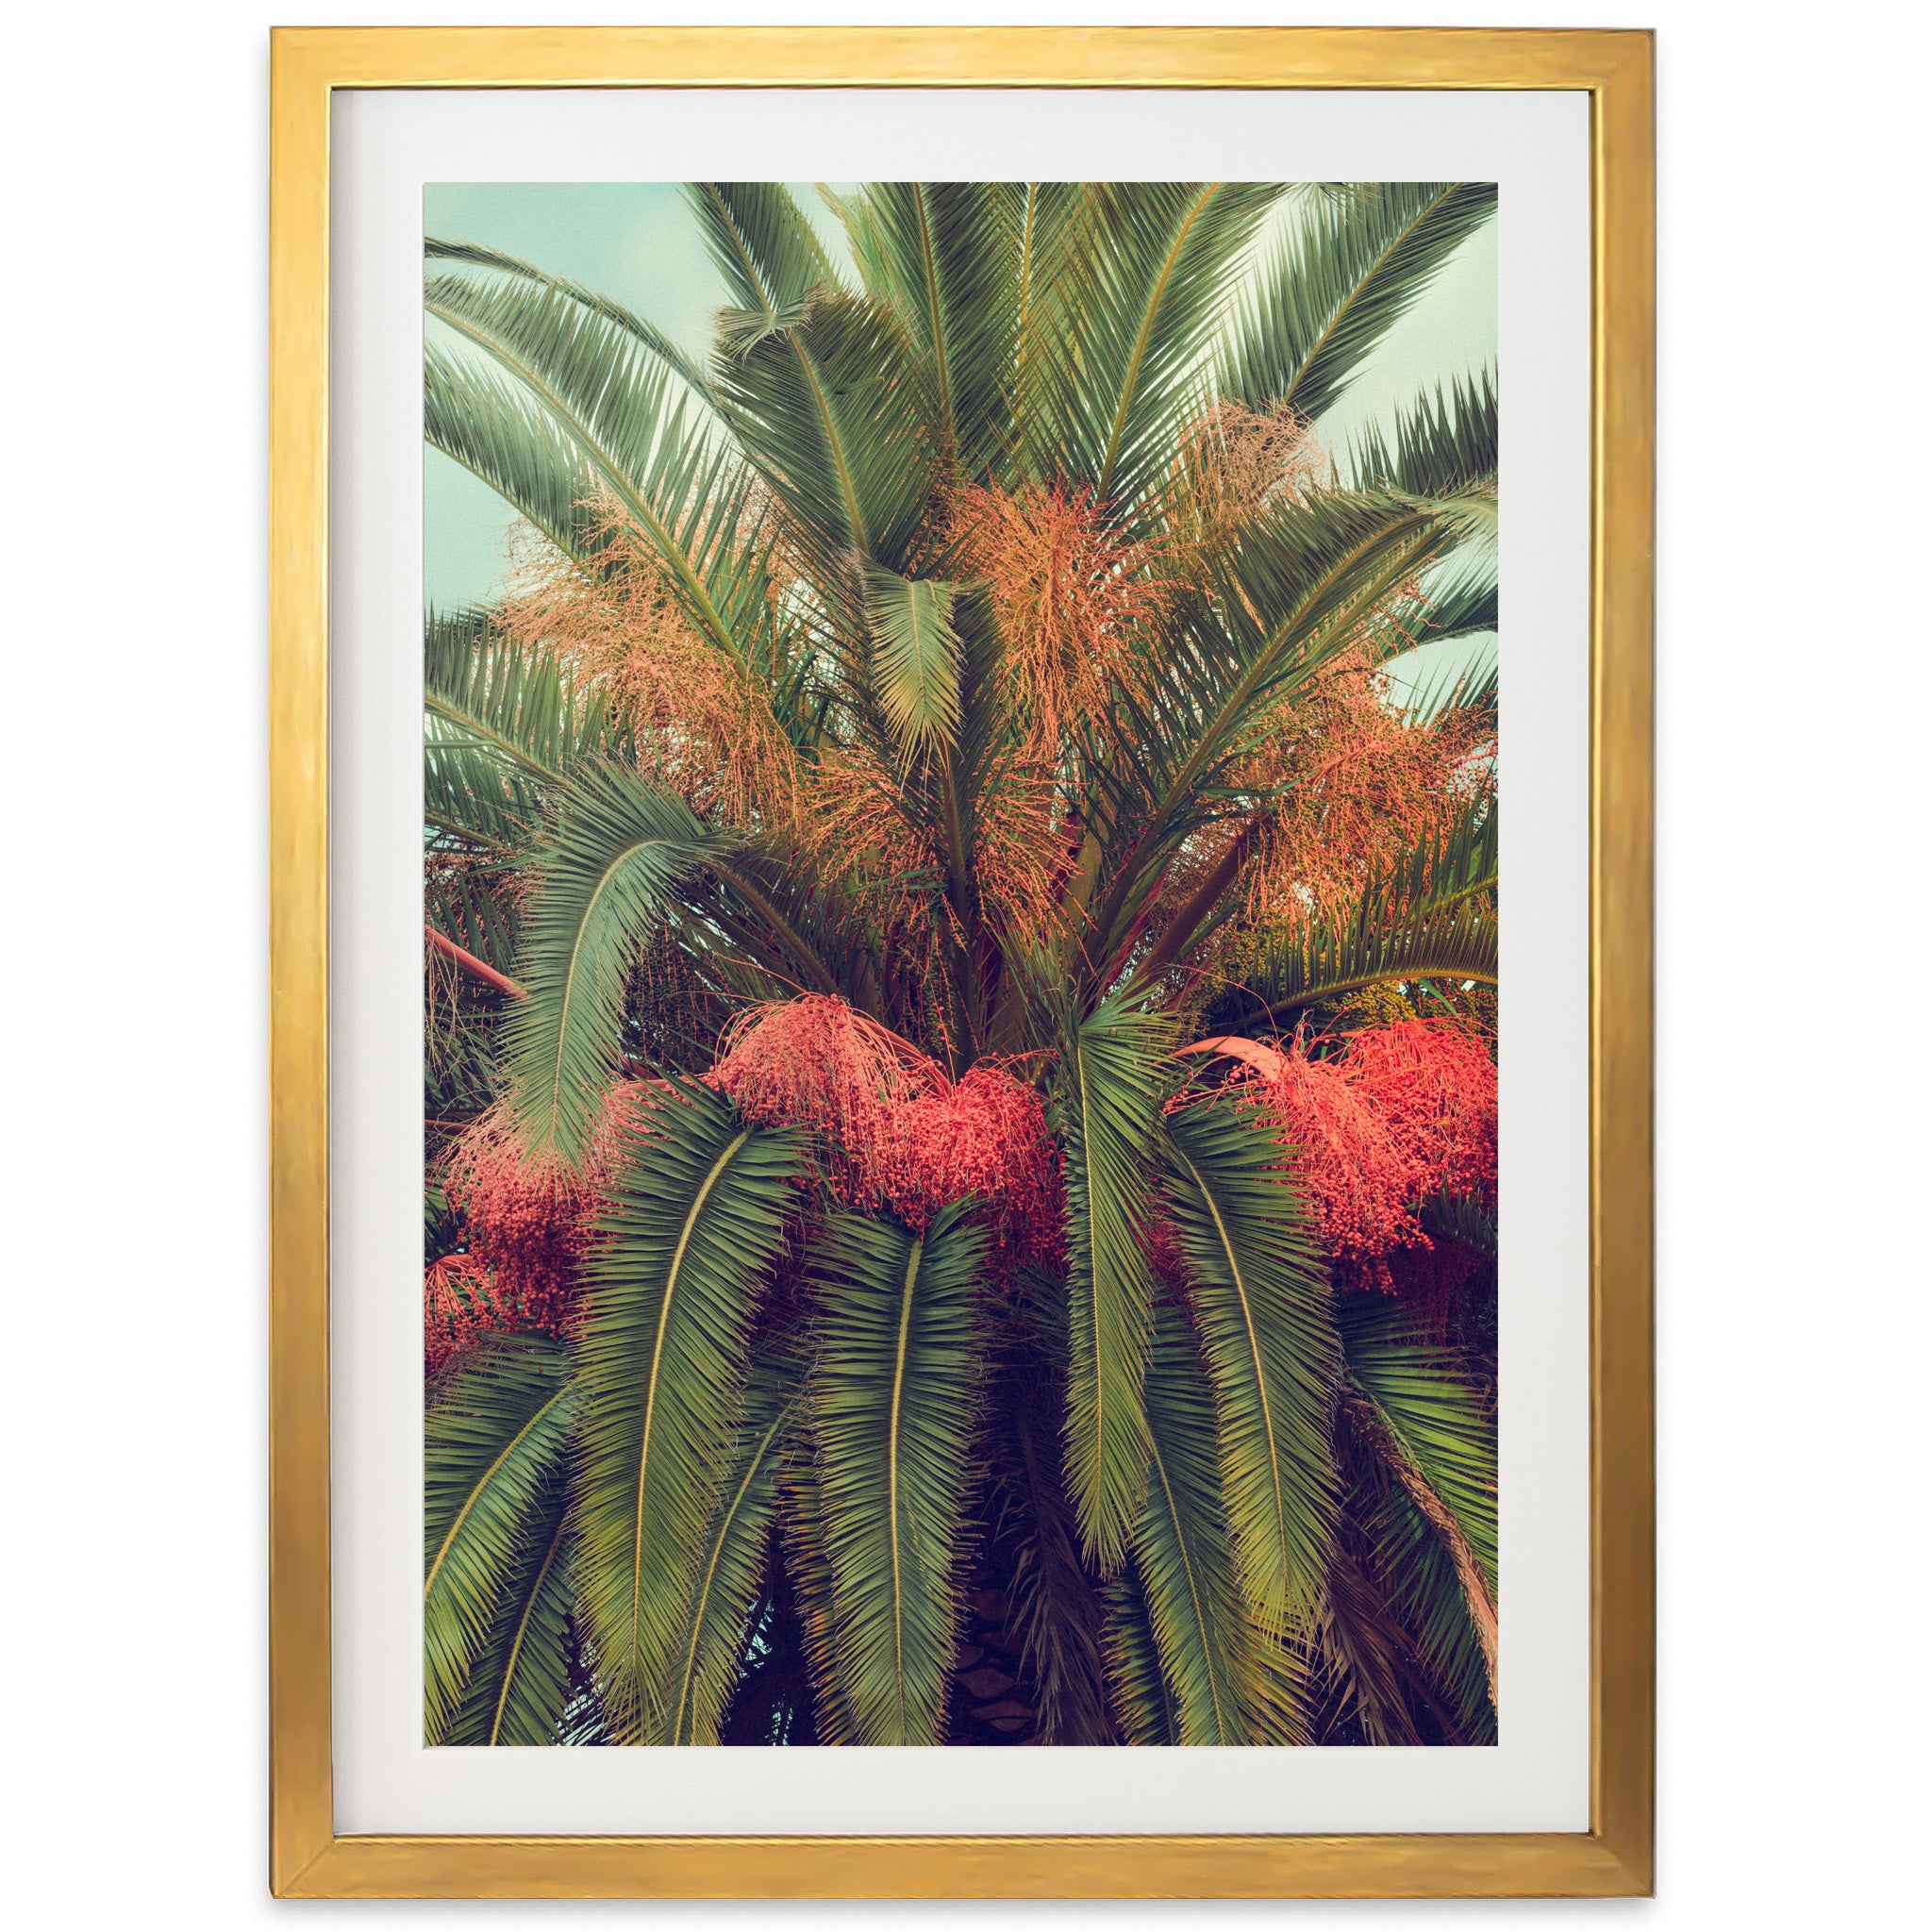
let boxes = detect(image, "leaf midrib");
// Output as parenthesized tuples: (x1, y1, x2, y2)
(1168, 1137, 1292, 1608)
(1096, 185, 1220, 505)
(426, 298, 741, 662)
(629, 1126, 754, 1677)
(887, 1232, 924, 1740)
(541, 834, 687, 1149)
(908, 188, 955, 438)
(425, 1382, 568, 1600)
(487, 1510, 570, 1745)
(1279, 184, 1461, 415)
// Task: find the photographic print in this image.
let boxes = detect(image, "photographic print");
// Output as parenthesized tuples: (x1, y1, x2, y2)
(419, 179, 1501, 1752)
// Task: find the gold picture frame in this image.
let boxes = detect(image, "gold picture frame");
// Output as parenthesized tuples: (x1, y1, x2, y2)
(270, 24, 1653, 1899)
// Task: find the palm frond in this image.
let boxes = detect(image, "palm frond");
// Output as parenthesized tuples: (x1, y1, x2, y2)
(1029, 182, 1283, 510)
(1235, 802, 1498, 1025)
(441, 1487, 577, 1745)
(858, 562, 964, 758)
(1129, 1305, 1263, 1743)
(426, 233, 717, 400)
(1052, 993, 1177, 1569)
(657, 1337, 805, 1744)
(425, 605, 618, 783)
(423, 609, 548, 857)
(572, 1079, 801, 1742)
(426, 265, 760, 661)
(1313, 1513, 1429, 1744)
(1397, 635, 1498, 725)
(423, 1335, 575, 1740)
(689, 182, 842, 352)
(986, 1292, 1118, 1745)
(714, 287, 938, 591)
(1102, 1561, 1180, 1745)
(775, 1413, 859, 1744)
(842, 182, 1019, 480)
(1417, 574, 1499, 647)
(1340, 1300, 1498, 1600)
(425, 342, 602, 564)
(1352, 1469, 1495, 1741)
(1159, 1096, 1337, 1627)
(499, 762, 726, 1164)
(1094, 491, 1456, 974)
(808, 1201, 986, 1745)
(1221, 183, 1497, 421)
(1421, 1187, 1497, 1258)
(991, 181, 1085, 483)
(1347, 369, 1498, 500)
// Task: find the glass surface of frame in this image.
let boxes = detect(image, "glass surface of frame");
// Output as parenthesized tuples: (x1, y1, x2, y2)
(269, 24, 1653, 1900)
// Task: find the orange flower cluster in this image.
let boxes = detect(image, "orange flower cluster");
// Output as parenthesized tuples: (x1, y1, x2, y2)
(1170, 398, 1330, 555)
(949, 480, 1169, 765)
(707, 995, 1062, 1255)
(496, 504, 803, 828)
(1240, 650, 1493, 921)
(1345, 1019, 1497, 1208)
(1194, 1020, 1496, 1294)
(432, 1082, 659, 1367)
(423, 1253, 524, 1378)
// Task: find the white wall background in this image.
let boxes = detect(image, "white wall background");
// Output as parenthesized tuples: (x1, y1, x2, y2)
(4, 1, 1924, 1924)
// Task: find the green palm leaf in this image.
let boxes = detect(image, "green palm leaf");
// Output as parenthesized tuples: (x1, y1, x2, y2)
(426, 265, 758, 661)
(657, 1339, 806, 1744)
(499, 762, 726, 1164)
(1222, 182, 1497, 421)
(1315, 1513, 1431, 1744)
(715, 287, 939, 591)
(1053, 993, 1176, 1568)
(1243, 893, 1496, 1026)
(1398, 635, 1498, 724)
(987, 1302, 1118, 1745)
(1417, 575, 1499, 647)
(858, 562, 964, 758)
(1233, 797, 1498, 1024)
(1340, 1300, 1498, 1599)
(991, 181, 1083, 482)
(425, 343, 603, 564)
(775, 1417, 859, 1745)
(1103, 1562, 1179, 1745)
(426, 233, 718, 400)
(423, 608, 546, 854)
(1352, 373, 1500, 662)
(1160, 1096, 1338, 1627)
(1347, 369, 1498, 501)
(425, 605, 618, 787)
(840, 181, 1019, 480)
(1030, 182, 1283, 509)
(689, 182, 842, 351)
(423, 1336, 575, 1740)
(1352, 1472, 1495, 1741)
(573, 1079, 801, 1742)
(1129, 1305, 1260, 1744)
(441, 1487, 577, 1746)
(1094, 491, 1455, 975)
(808, 1202, 986, 1745)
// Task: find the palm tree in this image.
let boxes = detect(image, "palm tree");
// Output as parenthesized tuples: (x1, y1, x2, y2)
(420, 181, 1502, 1748)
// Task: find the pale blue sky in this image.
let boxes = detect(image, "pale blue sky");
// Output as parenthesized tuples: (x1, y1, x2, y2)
(424, 179, 1498, 701)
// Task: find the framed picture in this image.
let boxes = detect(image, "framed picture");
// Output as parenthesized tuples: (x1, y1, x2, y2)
(270, 24, 1653, 1900)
